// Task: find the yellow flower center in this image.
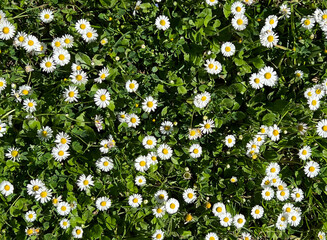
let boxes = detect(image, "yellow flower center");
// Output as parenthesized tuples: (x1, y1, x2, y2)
(11, 150, 18, 157)
(296, 73, 301, 77)
(53, 198, 58, 204)
(273, 130, 279, 136)
(254, 78, 260, 84)
(208, 63, 214, 69)
(100, 73, 106, 79)
(33, 185, 39, 191)
(190, 130, 196, 136)
(58, 150, 64, 156)
(140, 161, 146, 167)
(28, 102, 34, 107)
(28, 40, 34, 46)
(209, 237, 215, 240)
(157, 208, 162, 213)
(61, 206, 66, 211)
(223, 217, 229, 222)
(27, 229, 34, 235)
(151, 156, 157, 161)
(201, 96, 207, 101)
(267, 35, 274, 42)
(28, 214, 33, 219)
(80, 24, 86, 29)
(147, 101, 153, 107)
(18, 36, 25, 42)
(68, 91, 75, 98)
(185, 214, 192, 222)
(83, 180, 89, 185)
(237, 19, 243, 25)
(40, 191, 47, 198)
(129, 83, 135, 89)
(236, 6, 241, 12)
(156, 234, 162, 239)
(228, 138, 232, 143)
(278, 185, 284, 190)
(204, 123, 210, 129)
(286, 207, 291, 212)
(296, 193, 300, 198)
(216, 207, 222, 212)
(76, 229, 82, 235)
(159, 194, 164, 199)
(160, 20, 166, 26)
(55, 41, 61, 47)
(133, 198, 138, 203)
(162, 148, 168, 154)
(309, 166, 315, 172)
(0, 82, 3, 87)
(265, 73, 272, 79)
(280, 191, 285, 196)
(130, 118, 136, 123)
(304, 20, 310, 25)
(225, 46, 231, 52)
(255, 209, 260, 214)
(42, 130, 47, 137)
(64, 38, 70, 44)
(45, 62, 52, 68)
(170, 203, 175, 209)
(103, 161, 109, 166)
(323, 125, 327, 131)
(100, 95, 106, 101)
(4, 185, 10, 191)
(260, 128, 265, 133)
(269, 19, 275, 24)
(58, 54, 65, 60)
(44, 14, 50, 19)
(2, 27, 9, 34)
(193, 149, 199, 154)
(86, 32, 92, 38)
(63, 221, 68, 226)
(291, 216, 296, 221)
(312, 100, 317, 106)
(316, 89, 321, 94)
(100, 201, 106, 206)
(146, 140, 153, 145)
(265, 191, 270, 196)
(281, 216, 286, 221)
(302, 150, 307, 155)
(187, 193, 193, 199)
(237, 218, 243, 224)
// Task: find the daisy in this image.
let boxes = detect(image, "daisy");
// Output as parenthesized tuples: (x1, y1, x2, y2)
(53, 48, 71, 66)
(70, 70, 88, 85)
(194, 91, 211, 108)
(265, 15, 278, 28)
(276, 220, 287, 230)
(298, 146, 311, 160)
(99, 140, 110, 153)
(304, 161, 320, 178)
(94, 89, 110, 108)
(0, 77, 6, 92)
(314, 84, 325, 99)
(276, 189, 290, 201)
(152, 206, 165, 218)
(54, 132, 71, 146)
(266, 162, 280, 177)
(23, 99, 37, 113)
(183, 188, 197, 204)
(253, 134, 266, 146)
(27, 179, 44, 196)
(5, 147, 20, 161)
(25, 210, 36, 222)
(51, 145, 70, 162)
(72, 63, 83, 72)
(95, 115, 104, 132)
(72, 226, 83, 239)
(230, 176, 238, 183)
(129, 194, 142, 208)
(204, 58, 217, 74)
(52, 37, 63, 49)
(142, 96, 158, 113)
(125, 80, 139, 92)
(0, 20, 16, 40)
(288, 211, 301, 227)
(117, 111, 127, 123)
(259, 66, 278, 87)
(126, 113, 141, 128)
(157, 143, 173, 160)
(189, 144, 202, 158)
(280, 4, 291, 19)
(0, 10, 5, 21)
(301, 17, 315, 30)
(297, 123, 308, 135)
(35, 187, 52, 203)
(23, 35, 41, 52)
(61, 34, 74, 48)
(60, 219, 70, 229)
(206, 0, 218, 6)
(268, 124, 281, 141)
(95, 67, 109, 83)
(52, 196, 62, 206)
(241, 232, 252, 240)
(220, 212, 233, 227)
(154, 190, 168, 203)
(134, 155, 149, 172)
(13, 31, 27, 47)
(165, 198, 179, 214)
(0, 181, 14, 196)
(75, 19, 91, 34)
(63, 85, 79, 103)
(262, 187, 274, 201)
(96, 157, 114, 172)
(82, 28, 98, 42)
(37, 126, 53, 142)
(308, 97, 320, 111)
(260, 31, 279, 48)
(147, 152, 158, 165)
(0, 120, 7, 137)
(57, 201, 71, 216)
(160, 121, 174, 135)
(152, 229, 164, 240)
(77, 174, 94, 191)
(304, 87, 314, 99)
(200, 119, 214, 134)
(212, 202, 226, 217)
(135, 176, 146, 186)
(155, 15, 170, 30)
(251, 205, 264, 219)
(234, 214, 246, 229)
(40, 9, 54, 23)
(317, 119, 327, 138)
(205, 233, 219, 240)
(291, 188, 304, 202)
(295, 70, 303, 78)
(142, 136, 157, 149)
(318, 232, 326, 240)
(18, 85, 31, 96)
(259, 125, 269, 134)
(96, 196, 111, 211)
(225, 135, 236, 148)
(221, 42, 236, 57)
(25, 227, 35, 236)
(232, 14, 248, 31)
(40, 57, 56, 73)
(188, 128, 202, 140)
(100, 38, 108, 45)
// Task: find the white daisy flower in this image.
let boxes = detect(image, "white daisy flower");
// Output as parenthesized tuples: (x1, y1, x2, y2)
(157, 143, 173, 160)
(304, 87, 314, 99)
(135, 176, 146, 187)
(95, 67, 109, 83)
(204, 58, 217, 74)
(134, 155, 149, 172)
(82, 28, 98, 42)
(53, 48, 71, 66)
(14, 31, 27, 47)
(0, 120, 7, 137)
(304, 161, 320, 178)
(189, 144, 202, 158)
(77, 174, 94, 191)
(298, 146, 311, 160)
(183, 188, 197, 204)
(100, 38, 108, 45)
(212, 202, 226, 217)
(259, 66, 278, 87)
(232, 14, 248, 31)
(70, 70, 88, 85)
(126, 113, 141, 128)
(37, 126, 53, 142)
(152, 206, 165, 218)
(160, 121, 174, 135)
(152, 229, 164, 240)
(251, 205, 264, 219)
(5, 147, 20, 161)
(52, 195, 62, 206)
(59, 219, 70, 229)
(165, 198, 179, 214)
(288, 211, 301, 227)
(19, 85, 31, 96)
(35, 187, 52, 204)
(316, 119, 327, 138)
(154, 190, 168, 203)
(260, 31, 279, 48)
(205, 232, 219, 240)
(75, 19, 91, 34)
(268, 124, 281, 141)
(291, 188, 304, 202)
(318, 231, 326, 240)
(253, 134, 266, 146)
(295, 70, 303, 78)
(96, 196, 111, 211)
(72, 226, 83, 239)
(147, 152, 158, 165)
(262, 187, 274, 201)
(313, 84, 325, 99)
(117, 111, 126, 123)
(265, 162, 280, 177)
(0, 181, 14, 197)
(142, 136, 157, 149)
(40, 57, 56, 73)
(96, 157, 114, 172)
(233, 214, 246, 229)
(265, 15, 278, 28)
(155, 15, 170, 31)
(126, 80, 139, 92)
(23, 35, 41, 52)
(280, 4, 291, 19)
(0, 20, 16, 40)
(231, 1, 245, 15)
(220, 212, 233, 227)
(94, 89, 110, 108)
(200, 119, 214, 134)
(25, 210, 36, 222)
(194, 91, 211, 108)
(57, 201, 71, 216)
(52, 37, 63, 49)
(276, 189, 290, 201)
(55, 132, 71, 146)
(129, 194, 142, 208)
(23, 99, 37, 113)
(27, 179, 44, 196)
(308, 97, 320, 111)
(142, 96, 158, 113)
(205, 0, 218, 6)
(61, 34, 74, 48)
(71, 63, 83, 72)
(249, 73, 264, 88)
(230, 176, 238, 183)
(225, 135, 236, 148)
(221, 42, 236, 57)
(40, 9, 54, 23)
(64, 86, 79, 103)
(241, 232, 252, 240)
(94, 115, 104, 132)
(51, 145, 70, 162)
(0, 77, 6, 92)
(301, 17, 315, 30)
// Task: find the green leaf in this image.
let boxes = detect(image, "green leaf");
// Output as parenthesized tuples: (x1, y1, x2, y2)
(177, 86, 187, 95)
(75, 52, 92, 66)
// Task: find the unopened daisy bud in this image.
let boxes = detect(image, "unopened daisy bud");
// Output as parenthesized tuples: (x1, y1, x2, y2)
(173, 121, 178, 126)
(185, 213, 192, 222)
(227, 151, 230, 155)
(183, 172, 192, 180)
(11, 83, 16, 89)
(91, 197, 95, 200)
(173, 1, 177, 6)
(239, 135, 243, 140)
(310, 34, 315, 39)
(283, 130, 287, 134)
(207, 51, 211, 55)
(185, 167, 189, 171)
(144, 200, 148, 204)
(226, 164, 230, 168)
(170, 80, 174, 84)
(91, 62, 95, 66)
(141, 44, 145, 49)
(203, 116, 208, 120)
(205, 202, 211, 209)
(115, 56, 120, 61)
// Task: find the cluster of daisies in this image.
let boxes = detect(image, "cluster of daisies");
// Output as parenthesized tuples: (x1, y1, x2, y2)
(304, 80, 327, 111)
(302, 8, 327, 36)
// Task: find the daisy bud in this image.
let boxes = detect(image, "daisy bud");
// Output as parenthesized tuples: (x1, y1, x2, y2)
(11, 83, 16, 89)
(115, 56, 120, 61)
(173, 121, 178, 125)
(283, 130, 288, 134)
(144, 200, 148, 204)
(239, 135, 243, 140)
(226, 164, 230, 168)
(203, 116, 208, 120)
